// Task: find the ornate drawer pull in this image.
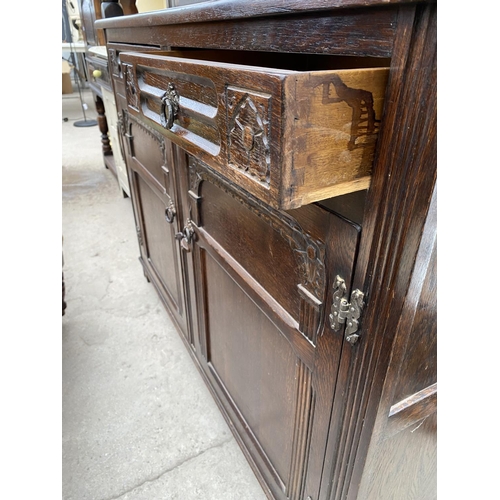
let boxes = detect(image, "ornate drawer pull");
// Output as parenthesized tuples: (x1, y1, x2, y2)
(175, 220, 195, 252)
(160, 83, 179, 129)
(165, 202, 176, 224)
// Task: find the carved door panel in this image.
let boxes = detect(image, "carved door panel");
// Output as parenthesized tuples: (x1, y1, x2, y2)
(122, 112, 189, 339)
(178, 153, 361, 500)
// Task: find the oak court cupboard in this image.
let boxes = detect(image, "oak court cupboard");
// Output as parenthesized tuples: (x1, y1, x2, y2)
(95, 1, 437, 499)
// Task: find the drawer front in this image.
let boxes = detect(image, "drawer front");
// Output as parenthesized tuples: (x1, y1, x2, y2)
(86, 56, 110, 88)
(108, 44, 167, 99)
(119, 51, 388, 209)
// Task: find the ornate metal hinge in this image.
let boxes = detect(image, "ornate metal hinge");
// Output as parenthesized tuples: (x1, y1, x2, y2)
(136, 226, 144, 247)
(329, 275, 365, 345)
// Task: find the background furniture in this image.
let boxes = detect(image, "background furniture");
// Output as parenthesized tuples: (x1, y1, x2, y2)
(79, 0, 134, 196)
(62, 0, 86, 95)
(96, 1, 437, 498)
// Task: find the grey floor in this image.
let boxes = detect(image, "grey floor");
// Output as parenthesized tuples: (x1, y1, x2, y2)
(62, 88, 268, 500)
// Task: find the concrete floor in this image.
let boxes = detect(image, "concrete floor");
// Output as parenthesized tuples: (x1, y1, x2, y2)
(62, 89, 267, 500)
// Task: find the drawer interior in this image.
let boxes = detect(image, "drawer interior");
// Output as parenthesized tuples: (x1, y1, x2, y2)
(162, 48, 390, 72)
(315, 190, 367, 226)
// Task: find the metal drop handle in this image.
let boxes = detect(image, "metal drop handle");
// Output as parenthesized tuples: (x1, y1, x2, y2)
(160, 83, 179, 129)
(165, 202, 176, 224)
(175, 221, 195, 252)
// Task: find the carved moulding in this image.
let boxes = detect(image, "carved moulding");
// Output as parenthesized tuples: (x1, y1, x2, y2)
(121, 111, 172, 195)
(116, 110, 128, 161)
(122, 111, 166, 163)
(287, 359, 316, 500)
(108, 48, 120, 78)
(123, 63, 140, 110)
(188, 157, 326, 344)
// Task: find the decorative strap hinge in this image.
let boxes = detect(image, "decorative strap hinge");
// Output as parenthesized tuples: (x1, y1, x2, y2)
(136, 226, 144, 247)
(329, 275, 365, 345)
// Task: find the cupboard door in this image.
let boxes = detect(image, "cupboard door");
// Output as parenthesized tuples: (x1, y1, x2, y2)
(122, 112, 189, 339)
(179, 154, 361, 500)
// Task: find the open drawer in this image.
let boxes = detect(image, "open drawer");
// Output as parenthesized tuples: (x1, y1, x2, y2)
(119, 50, 389, 209)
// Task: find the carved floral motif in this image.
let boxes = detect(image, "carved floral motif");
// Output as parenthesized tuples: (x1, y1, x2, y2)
(291, 240, 326, 304)
(227, 87, 271, 187)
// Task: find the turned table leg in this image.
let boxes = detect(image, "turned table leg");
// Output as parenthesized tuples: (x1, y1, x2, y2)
(94, 94, 112, 158)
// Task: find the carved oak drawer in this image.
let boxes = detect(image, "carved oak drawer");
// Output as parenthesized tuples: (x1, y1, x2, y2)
(107, 44, 169, 100)
(120, 50, 389, 210)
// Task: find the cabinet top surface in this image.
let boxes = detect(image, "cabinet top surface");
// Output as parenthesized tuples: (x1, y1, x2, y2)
(95, 0, 431, 29)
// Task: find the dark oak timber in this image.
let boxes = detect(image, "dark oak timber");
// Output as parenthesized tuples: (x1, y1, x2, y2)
(103, 8, 397, 58)
(96, 1, 437, 498)
(96, 0, 423, 28)
(320, 5, 437, 500)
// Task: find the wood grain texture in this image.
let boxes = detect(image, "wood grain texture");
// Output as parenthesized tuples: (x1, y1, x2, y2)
(356, 183, 437, 498)
(120, 51, 388, 209)
(319, 5, 437, 500)
(101, 8, 396, 58)
(99, 2, 437, 498)
(176, 151, 361, 499)
(285, 67, 388, 207)
(387, 383, 437, 437)
(95, 0, 424, 29)
(359, 411, 437, 500)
